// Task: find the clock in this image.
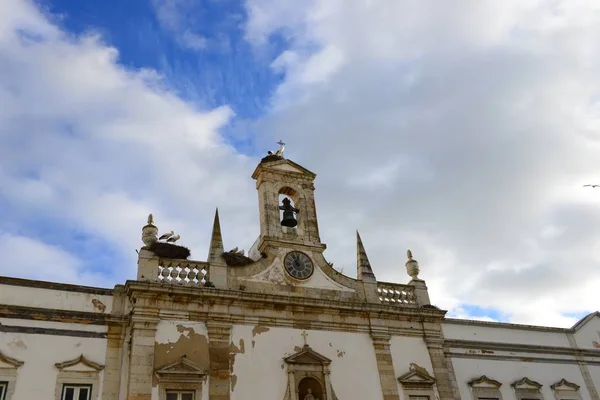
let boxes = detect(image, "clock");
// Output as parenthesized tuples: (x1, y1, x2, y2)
(284, 251, 314, 280)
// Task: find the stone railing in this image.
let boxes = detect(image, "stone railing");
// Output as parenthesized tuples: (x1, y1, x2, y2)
(377, 282, 416, 305)
(157, 259, 210, 286)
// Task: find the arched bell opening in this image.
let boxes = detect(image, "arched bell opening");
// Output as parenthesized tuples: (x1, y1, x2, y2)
(279, 187, 300, 228)
(298, 377, 324, 400)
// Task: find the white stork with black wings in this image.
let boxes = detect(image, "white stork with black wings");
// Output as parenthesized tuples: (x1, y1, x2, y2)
(159, 230, 174, 241)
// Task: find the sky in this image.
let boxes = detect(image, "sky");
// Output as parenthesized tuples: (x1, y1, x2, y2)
(1, 0, 599, 328)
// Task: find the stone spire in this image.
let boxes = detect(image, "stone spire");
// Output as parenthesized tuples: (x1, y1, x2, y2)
(208, 208, 224, 262)
(356, 231, 376, 282)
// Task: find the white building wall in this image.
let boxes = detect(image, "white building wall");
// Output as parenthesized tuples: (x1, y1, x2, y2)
(0, 326, 107, 400)
(451, 357, 591, 400)
(442, 321, 570, 347)
(573, 316, 600, 349)
(229, 325, 384, 400)
(0, 283, 113, 314)
(389, 336, 436, 400)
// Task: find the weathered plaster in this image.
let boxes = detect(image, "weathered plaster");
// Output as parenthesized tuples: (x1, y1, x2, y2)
(229, 324, 383, 400)
(154, 321, 210, 384)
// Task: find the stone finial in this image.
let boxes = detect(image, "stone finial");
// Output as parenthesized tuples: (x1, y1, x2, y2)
(405, 249, 420, 280)
(208, 208, 225, 263)
(357, 231, 376, 282)
(142, 213, 158, 246)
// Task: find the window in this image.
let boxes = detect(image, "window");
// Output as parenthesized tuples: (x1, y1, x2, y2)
(166, 391, 194, 400)
(409, 396, 430, 400)
(61, 384, 92, 400)
(0, 382, 7, 400)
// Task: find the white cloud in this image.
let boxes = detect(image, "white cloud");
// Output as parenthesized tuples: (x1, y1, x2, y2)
(0, 0, 256, 283)
(2, 0, 600, 328)
(0, 233, 112, 286)
(244, 0, 600, 326)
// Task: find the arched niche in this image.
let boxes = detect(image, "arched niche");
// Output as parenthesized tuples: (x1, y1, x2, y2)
(281, 344, 338, 400)
(278, 186, 302, 233)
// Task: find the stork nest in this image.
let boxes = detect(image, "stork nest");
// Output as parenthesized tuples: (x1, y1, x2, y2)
(260, 154, 283, 164)
(221, 251, 255, 266)
(147, 241, 191, 260)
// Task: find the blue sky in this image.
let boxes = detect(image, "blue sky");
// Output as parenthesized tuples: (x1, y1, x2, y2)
(1, 0, 599, 328)
(39, 0, 285, 150)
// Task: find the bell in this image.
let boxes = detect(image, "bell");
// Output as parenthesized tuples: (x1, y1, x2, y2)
(281, 210, 298, 227)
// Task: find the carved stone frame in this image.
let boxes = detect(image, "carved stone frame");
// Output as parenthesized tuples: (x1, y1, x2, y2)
(550, 379, 581, 400)
(468, 375, 503, 400)
(0, 351, 24, 400)
(54, 355, 104, 400)
(282, 345, 337, 400)
(397, 363, 437, 400)
(512, 377, 543, 400)
(154, 356, 207, 400)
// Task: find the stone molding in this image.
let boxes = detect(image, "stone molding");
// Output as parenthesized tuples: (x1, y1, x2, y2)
(54, 354, 104, 400)
(551, 378, 580, 391)
(468, 375, 504, 400)
(0, 351, 24, 369)
(398, 363, 436, 388)
(512, 377, 542, 389)
(282, 344, 337, 400)
(0, 351, 23, 400)
(468, 375, 502, 388)
(55, 355, 105, 371)
(446, 339, 600, 359)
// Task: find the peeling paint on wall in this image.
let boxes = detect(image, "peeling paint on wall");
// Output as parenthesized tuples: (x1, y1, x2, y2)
(154, 322, 209, 387)
(229, 338, 245, 392)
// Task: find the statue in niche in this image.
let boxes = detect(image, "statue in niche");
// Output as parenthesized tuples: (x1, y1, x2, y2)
(303, 389, 316, 400)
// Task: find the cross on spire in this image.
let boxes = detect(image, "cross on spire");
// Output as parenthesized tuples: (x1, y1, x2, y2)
(301, 330, 308, 346)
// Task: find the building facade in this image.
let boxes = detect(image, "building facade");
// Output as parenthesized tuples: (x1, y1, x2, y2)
(0, 152, 599, 400)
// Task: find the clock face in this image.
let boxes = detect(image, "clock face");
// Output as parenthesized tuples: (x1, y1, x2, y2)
(284, 251, 314, 280)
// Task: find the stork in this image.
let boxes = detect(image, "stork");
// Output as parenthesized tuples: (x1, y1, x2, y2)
(158, 230, 174, 241)
(166, 234, 180, 244)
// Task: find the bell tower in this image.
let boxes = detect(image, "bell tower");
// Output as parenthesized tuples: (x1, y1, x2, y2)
(251, 142, 325, 255)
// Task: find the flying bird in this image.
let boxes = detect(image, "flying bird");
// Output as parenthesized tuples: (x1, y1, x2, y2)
(159, 230, 174, 241)
(584, 184, 600, 188)
(166, 234, 180, 244)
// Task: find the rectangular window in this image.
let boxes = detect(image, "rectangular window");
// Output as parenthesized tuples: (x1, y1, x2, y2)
(0, 381, 7, 400)
(61, 384, 92, 400)
(166, 391, 194, 400)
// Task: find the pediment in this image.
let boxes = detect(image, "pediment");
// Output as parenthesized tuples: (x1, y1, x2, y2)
(284, 345, 331, 365)
(155, 357, 207, 377)
(512, 377, 542, 390)
(252, 158, 316, 179)
(398, 363, 436, 387)
(468, 375, 502, 388)
(0, 351, 24, 369)
(55, 355, 104, 372)
(551, 379, 580, 391)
